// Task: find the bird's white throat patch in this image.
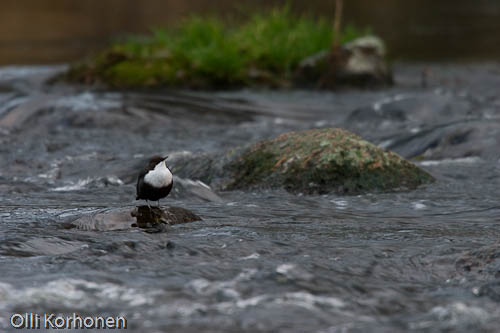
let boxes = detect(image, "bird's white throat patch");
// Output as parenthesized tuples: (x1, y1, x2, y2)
(144, 160, 173, 188)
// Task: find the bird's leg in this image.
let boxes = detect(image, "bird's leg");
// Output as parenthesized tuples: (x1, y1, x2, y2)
(146, 200, 152, 210)
(157, 200, 161, 208)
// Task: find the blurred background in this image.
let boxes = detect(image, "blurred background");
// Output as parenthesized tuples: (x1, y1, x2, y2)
(1, 0, 499, 65)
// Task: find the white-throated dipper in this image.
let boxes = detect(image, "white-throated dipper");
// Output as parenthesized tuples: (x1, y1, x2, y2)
(136, 155, 173, 207)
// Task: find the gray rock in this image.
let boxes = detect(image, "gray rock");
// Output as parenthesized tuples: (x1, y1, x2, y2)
(70, 206, 202, 232)
(295, 36, 393, 88)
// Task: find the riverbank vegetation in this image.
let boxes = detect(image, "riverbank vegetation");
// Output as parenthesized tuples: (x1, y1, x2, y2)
(64, 7, 372, 88)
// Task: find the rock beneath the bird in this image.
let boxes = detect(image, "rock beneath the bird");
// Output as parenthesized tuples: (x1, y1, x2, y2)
(69, 206, 202, 232)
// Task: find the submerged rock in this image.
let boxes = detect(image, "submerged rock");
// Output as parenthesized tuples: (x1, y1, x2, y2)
(174, 177, 224, 202)
(456, 243, 500, 302)
(456, 244, 500, 281)
(70, 206, 201, 232)
(224, 128, 434, 194)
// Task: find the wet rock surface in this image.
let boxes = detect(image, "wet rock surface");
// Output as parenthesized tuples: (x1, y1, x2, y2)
(1, 63, 500, 332)
(70, 205, 201, 232)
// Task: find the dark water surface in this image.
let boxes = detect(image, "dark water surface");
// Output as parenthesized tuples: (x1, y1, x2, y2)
(1, 63, 500, 332)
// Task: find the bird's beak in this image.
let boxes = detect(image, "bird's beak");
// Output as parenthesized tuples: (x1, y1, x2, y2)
(163, 156, 169, 161)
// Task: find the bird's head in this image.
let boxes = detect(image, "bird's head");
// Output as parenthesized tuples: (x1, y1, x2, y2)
(148, 155, 167, 169)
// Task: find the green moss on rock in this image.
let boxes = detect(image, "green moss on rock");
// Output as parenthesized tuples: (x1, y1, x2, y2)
(226, 128, 434, 194)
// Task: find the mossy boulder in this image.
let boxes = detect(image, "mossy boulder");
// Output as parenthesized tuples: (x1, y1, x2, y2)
(58, 9, 376, 90)
(225, 128, 434, 194)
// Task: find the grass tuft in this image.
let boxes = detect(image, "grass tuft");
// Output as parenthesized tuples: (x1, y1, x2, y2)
(66, 7, 371, 88)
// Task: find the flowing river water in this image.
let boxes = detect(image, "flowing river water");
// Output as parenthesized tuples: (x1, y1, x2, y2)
(0, 63, 500, 332)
